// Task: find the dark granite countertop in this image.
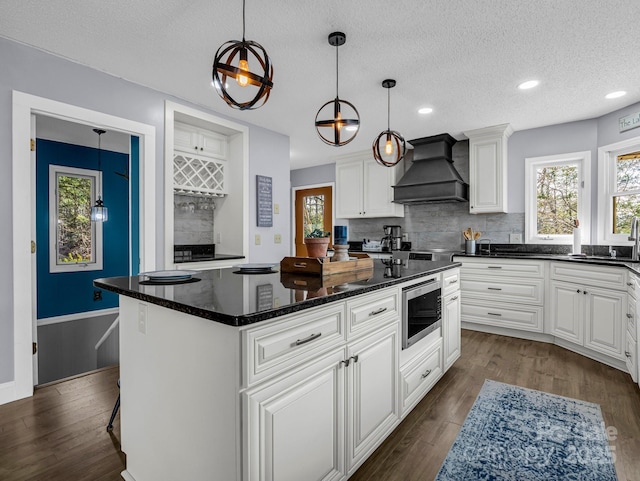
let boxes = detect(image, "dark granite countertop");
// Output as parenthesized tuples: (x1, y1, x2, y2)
(453, 253, 640, 275)
(94, 259, 460, 327)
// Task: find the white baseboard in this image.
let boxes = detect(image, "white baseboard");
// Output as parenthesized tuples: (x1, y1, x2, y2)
(0, 380, 33, 406)
(121, 470, 136, 481)
(38, 307, 119, 326)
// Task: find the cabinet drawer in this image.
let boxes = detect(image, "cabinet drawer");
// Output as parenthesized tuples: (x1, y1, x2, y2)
(346, 288, 399, 339)
(461, 276, 544, 305)
(461, 299, 543, 332)
(460, 258, 544, 278)
(442, 268, 460, 296)
(550, 262, 627, 291)
(400, 336, 443, 417)
(242, 303, 346, 387)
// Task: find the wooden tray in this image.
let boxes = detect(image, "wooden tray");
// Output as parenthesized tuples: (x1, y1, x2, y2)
(280, 253, 374, 276)
(280, 268, 374, 290)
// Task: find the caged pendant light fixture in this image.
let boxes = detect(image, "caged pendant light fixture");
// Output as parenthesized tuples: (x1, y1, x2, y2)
(212, 0, 274, 110)
(373, 79, 406, 167)
(90, 129, 108, 222)
(315, 32, 360, 147)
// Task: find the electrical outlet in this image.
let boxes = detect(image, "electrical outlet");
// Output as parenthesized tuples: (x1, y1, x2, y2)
(93, 289, 102, 301)
(216, 232, 222, 244)
(138, 304, 147, 334)
(274, 234, 282, 244)
(510, 233, 523, 244)
(255, 234, 261, 245)
(274, 203, 280, 214)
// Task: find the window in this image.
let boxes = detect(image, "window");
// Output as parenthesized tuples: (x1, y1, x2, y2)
(525, 151, 591, 244)
(49, 165, 103, 272)
(598, 139, 640, 245)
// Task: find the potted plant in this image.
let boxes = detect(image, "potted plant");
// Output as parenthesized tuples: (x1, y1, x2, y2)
(304, 228, 331, 258)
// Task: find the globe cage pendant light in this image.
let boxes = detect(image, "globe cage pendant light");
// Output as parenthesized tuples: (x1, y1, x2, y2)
(212, 0, 274, 110)
(373, 79, 406, 167)
(315, 32, 360, 147)
(90, 129, 108, 222)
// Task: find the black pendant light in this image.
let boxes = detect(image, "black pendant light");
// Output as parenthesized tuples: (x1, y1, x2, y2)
(212, 0, 273, 110)
(373, 79, 406, 167)
(315, 32, 360, 147)
(90, 129, 108, 222)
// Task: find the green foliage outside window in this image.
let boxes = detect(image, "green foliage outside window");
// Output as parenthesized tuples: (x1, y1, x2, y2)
(303, 194, 325, 237)
(614, 154, 640, 234)
(57, 175, 93, 263)
(536, 165, 578, 235)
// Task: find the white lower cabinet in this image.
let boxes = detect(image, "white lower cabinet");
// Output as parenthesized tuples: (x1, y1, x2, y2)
(549, 280, 626, 361)
(243, 293, 401, 481)
(443, 291, 461, 370)
(346, 324, 399, 475)
(244, 348, 346, 481)
(400, 334, 443, 417)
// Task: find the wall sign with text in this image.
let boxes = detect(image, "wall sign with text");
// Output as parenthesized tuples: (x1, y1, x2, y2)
(256, 175, 273, 227)
(619, 111, 640, 133)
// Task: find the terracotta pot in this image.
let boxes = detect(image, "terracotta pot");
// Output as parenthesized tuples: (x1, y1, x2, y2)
(304, 237, 330, 258)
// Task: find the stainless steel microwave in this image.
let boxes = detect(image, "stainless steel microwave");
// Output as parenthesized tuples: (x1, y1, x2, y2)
(402, 278, 442, 349)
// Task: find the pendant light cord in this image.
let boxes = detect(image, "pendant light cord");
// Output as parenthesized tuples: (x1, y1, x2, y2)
(335, 43, 339, 98)
(387, 87, 391, 131)
(242, 0, 246, 41)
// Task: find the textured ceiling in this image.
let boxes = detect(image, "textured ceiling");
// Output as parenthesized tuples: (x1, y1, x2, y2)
(2, 0, 639, 169)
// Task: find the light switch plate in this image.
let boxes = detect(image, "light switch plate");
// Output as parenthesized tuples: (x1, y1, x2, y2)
(138, 304, 147, 334)
(510, 233, 523, 244)
(255, 234, 261, 245)
(274, 203, 280, 214)
(274, 234, 282, 244)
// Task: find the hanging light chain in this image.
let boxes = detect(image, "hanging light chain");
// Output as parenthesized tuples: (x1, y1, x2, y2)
(387, 86, 391, 132)
(242, 0, 246, 41)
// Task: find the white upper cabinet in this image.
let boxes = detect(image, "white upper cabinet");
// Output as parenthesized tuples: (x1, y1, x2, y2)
(174, 121, 227, 159)
(335, 155, 404, 218)
(464, 123, 513, 214)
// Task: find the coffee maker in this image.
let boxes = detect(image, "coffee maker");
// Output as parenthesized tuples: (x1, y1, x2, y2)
(383, 225, 402, 251)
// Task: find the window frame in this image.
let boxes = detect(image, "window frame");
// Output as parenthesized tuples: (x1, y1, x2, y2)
(48, 164, 104, 273)
(597, 137, 640, 245)
(524, 151, 591, 245)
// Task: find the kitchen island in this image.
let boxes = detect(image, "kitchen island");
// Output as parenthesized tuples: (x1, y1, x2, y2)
(95, 259, 461, 481)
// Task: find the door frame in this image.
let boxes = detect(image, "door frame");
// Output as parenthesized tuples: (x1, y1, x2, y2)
(7, 90, 156, 404)
(290, 182, 335, 255)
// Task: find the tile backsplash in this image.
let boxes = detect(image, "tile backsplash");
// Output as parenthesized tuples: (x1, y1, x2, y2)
(174, 194, 216, 244)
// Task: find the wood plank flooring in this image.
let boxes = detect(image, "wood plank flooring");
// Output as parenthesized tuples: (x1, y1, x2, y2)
(1, 330, 639, 481)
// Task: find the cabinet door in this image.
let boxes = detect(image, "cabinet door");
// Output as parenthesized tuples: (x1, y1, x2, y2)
(625, 332, 637, 383)
(584, 286, 625, 360)
(199, 129, 228, 159)
(362, 159, 403, 217)
(174, 123, 199, 153)
(335, 161, 363, 218)
(549, 280, 582, 344)
(346, 324, 399, 475)
(443, 291, 461, 370)
(244, 349, 346, 481)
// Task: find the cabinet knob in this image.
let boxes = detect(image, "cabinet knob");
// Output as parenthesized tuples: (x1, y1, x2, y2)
(576, 289, 581, 293)
(583, 291, 588, 295)
(627, 313, 633, 319)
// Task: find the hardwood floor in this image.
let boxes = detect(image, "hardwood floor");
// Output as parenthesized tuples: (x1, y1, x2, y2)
(1, 330, 639, 480)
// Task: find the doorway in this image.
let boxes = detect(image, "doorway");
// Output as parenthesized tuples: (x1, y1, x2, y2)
(294, 185, 333, 256)
(9, 91, 156, 403)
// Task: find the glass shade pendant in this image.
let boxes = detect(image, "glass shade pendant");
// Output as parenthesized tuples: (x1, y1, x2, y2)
(373, 79, 406, 167)
(212, 0, 274, 110)
(90, 128, 108, 222)
(315, 32, 360, 147)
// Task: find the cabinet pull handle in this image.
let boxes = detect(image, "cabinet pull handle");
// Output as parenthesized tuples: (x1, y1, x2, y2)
(293, 262, 308, 268)
(341, 358, 351, 367)
(449, 279, 458, 284)
(627, 313, 633, 319)
(487, 287, 502, 291)
(350, 355, 359, 363)
(487, 266, 502, 269)
(369, 307, 388, 316)
(576, 289, 581, 293)
(451, 295, 459, 301)
(487, 312, 502, 316)
(583, 291, 588, 295)
(295, 332, 322, 346)
(625, 351, 631, 358)
(627, 282, 634, 287)
(421, 369, 432, 379)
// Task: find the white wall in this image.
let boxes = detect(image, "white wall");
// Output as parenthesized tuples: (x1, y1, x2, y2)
(0, 36, 290, 385)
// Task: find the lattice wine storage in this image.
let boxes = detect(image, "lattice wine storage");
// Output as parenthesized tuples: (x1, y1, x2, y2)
(173, 153, 227, 196)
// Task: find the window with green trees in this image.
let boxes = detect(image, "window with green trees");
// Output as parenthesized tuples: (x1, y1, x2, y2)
(49, 165, 103, 272)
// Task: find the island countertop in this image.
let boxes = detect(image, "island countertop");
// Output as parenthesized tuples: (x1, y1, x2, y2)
(94, 259, 460, 327)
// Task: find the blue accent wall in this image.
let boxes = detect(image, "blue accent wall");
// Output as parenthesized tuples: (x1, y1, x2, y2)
(130, 136, 140, 275)
(36, 139, 131, 318)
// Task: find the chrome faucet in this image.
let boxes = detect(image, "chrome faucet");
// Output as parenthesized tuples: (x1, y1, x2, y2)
(629, 217, 639, 260)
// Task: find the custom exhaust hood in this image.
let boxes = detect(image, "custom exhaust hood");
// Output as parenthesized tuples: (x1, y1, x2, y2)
(392, 133, 468, 204)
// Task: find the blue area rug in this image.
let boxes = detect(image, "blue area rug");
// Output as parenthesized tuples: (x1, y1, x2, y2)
(435, 380, 617, 481)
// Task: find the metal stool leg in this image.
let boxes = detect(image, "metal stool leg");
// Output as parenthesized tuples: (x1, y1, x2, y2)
(107, 379, 120, 431)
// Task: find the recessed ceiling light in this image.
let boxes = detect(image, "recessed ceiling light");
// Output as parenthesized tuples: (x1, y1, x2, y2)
(605, 91, 627, 99)
(418, 107, 433, 114)
(518, 80, 539, 90)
